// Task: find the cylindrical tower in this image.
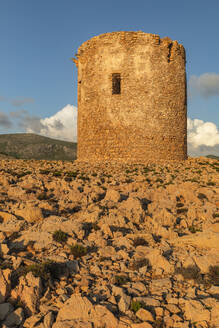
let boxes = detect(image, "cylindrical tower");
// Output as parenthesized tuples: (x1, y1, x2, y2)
(73, 31, 187, 162)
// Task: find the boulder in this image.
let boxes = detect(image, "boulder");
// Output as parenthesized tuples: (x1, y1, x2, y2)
(183, 300, 210, 322)
(13, 231, 53, 251)
(4, 307, 24, 327)
(0, 212, 17, 222)
(136, 308, 154, 322)
(104, 188, 121, 202)
(0, 303, 13, 320)
(55, 294, 118, 328)
(171, 231, 219, 250)
(14, 203, 44, 223)
(0, 269, 11, 303)
(53, 320, 92, 328)
(13, 272, 43, 315)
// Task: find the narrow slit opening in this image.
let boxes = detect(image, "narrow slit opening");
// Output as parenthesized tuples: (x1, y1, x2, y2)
(112, 73, 121, 94)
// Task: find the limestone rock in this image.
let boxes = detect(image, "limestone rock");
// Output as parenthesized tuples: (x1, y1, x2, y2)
(0, 302, 13, 320)
(0, 212, 17, 222)
(55, 294, 118, 327)
(14, 231, 53, 251)
(0, 243, 9, 256)
(14, 203, 44, 223)
(53, 320, 93, 328)
(90, 304, 119, 327)
(0, 269, 11, 303)
(134, 297, 160, 307)
(192, 254, 217, 273)
(118, 293, 131, 312)
(131, 323, 153, 328)
(138, 247, 173, 274)
(104, 188, 121, 202)
(210, 302, 219, 327)
(0, 218, 24, 233)
(171, 231, 219, 249)
(4, 307, 24, 327)
(55, 294, 93, 322)
(118, 196, 144, 222)
(44, 311, 55, 328)
(150, 278, 172, 294)
(183, 300, 210, 322)
(14, 272, 43, 315)
(136, 308, 154, 322)
(23, 313, 43, 328)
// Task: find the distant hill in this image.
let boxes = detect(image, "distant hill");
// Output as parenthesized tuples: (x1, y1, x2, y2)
(206, 155, 219, 160)
(0, 133, 77, 160)
(0, 133, 217, 162)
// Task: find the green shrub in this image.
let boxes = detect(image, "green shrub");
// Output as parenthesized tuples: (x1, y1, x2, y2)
(142, 166, 151, 173)
(23, 261, 54, 279)
(130, 300, 143, 313)
(129, 258, 150, 271)
(207, 181, 216, 186)
(83, 222, 100, 234)
(69, 243, 87, 258)
(196, 170, 202, 174)
(133, 237, 148, 247)
(78, 175, 90, 182)
(64, 176, 72, 182)
(65, 171, 78, 178)
(52, 230, 68, 243)
(39, 169, 50, 175)
(22, 260, 66, 280)
(176, 208, 188, 215)
(16, 171, 31, 178)
(197, 193, 208, 200)
(188, 225, 202, 234)
(176, 202, 184, 208)
(155, 178, 163, 184)
(114, 275, 128, 286)
(37, 192, 50, 201)
(154, 318, 164, 328)
(53, 171, 62, 177)
(125, 178, 133, 183)
(208, 265, 219, 285)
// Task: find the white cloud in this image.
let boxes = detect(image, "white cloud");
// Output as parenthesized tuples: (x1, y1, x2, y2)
(187, 118, 219, 147)
(189, 73, 219, 98)
(26, 104, 77, 142)
(187, 118, 219, 156)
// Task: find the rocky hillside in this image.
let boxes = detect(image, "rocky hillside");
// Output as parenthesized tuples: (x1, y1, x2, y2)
(0, 157, 218, 328)
(0, 134, 77, 161)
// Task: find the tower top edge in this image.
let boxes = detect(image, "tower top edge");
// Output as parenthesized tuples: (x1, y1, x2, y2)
(76, 31, 184, 53)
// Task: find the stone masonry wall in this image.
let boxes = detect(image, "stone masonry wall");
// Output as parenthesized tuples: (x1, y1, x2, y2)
(74, 31, 187, 162)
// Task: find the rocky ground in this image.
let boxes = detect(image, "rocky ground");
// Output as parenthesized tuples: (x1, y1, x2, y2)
(0, 157, 218, 328)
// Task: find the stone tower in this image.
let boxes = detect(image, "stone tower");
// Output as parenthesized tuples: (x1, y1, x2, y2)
(73, 31, 187, 162)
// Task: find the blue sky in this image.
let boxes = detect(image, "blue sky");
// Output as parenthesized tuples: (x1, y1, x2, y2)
(0, 0, 219, 156)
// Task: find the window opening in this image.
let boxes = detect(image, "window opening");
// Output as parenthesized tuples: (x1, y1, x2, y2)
(112, 73, 121, 94)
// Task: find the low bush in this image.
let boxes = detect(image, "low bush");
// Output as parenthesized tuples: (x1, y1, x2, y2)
(114, 275, 128, 286)
(69, 243, 87, 258)
(52, 230, 68, 243)
(130, 300, 143, 313)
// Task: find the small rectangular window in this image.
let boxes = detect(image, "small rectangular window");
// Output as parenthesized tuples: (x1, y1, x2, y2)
(112, 73, 121, 94)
